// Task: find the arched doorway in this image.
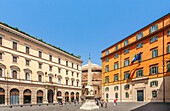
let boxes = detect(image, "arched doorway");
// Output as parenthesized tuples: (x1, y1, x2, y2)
(57, 91, 62, 102)
(10, 89, 19, 104)
(37, 90, 43, 103)
(48, 89, 53, 103)
(71, 92, 74, 102)
(65, 92, 69, 102)
(0, 88, 5, 104)
(23, 89, 31, 104)
(76, 92, 79, 102)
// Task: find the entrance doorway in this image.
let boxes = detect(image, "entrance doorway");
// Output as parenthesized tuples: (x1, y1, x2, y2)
(0, 88, 5, 104)
(10, 89, 19, 104)
(137, 90, 144, 101)
(23, 89, 31, 104)
(48, 89, 53, 103)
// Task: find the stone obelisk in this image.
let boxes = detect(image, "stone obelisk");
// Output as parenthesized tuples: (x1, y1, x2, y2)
(80, 55, 99, 110)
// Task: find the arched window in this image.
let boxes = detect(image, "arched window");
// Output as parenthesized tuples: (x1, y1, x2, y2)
(58, 78, 61, 84)
(115, 93, 118, 98)
(57, 91, 62, 96)
(10, 89, 19, 104)
(125, 92, 129, 98)
(37, 90, 43, 103)
(25, 73, 30, 80)
(0, 88, 5, 104)
(38, 75, 42, 82)
(12, 70, 17, 79)
(23, 89, 31, 104)
(0, 68, 2, 77)
(66, 80, 68, 85)
(72, 80, 74, 86)
(106, 93, 109, 98)
(49, 77, 52, 83)
(71, 92, 74, 102)
(65, 92, 69, 102)
(105, 87, 109, 91)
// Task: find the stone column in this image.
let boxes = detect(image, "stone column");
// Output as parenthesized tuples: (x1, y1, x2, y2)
(44, 86, 48, 103)
(53, 87, 57, 103)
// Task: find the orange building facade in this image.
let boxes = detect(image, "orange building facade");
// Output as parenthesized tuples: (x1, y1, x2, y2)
(101, 13, 170, 102)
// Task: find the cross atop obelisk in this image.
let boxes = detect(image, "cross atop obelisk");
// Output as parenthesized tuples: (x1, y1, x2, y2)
(88, 53, 92, 86)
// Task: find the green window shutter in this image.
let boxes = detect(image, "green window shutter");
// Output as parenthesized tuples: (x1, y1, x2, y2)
(128, 73, 130, 79)
(156, 24, 158, 30)
(124, 74, 126, 80)
(105, 67, 107, 72)
(150, 67, 152, 75)
(152, 91, 154, 97)
(156, 36, 158, 41)
(136, 71, 139, 77)
(152, 50, 154, 58)
(141, 70, 143, 76)
(167, 45, 170, 53)
(150, 82, 152, 87)
(156, 81, 158, 86)
(124, 61, 125, 67)
(150, 27, 151, 34)
(156, 49, 158, 57)
(128, 59, 129, 65)
(124, 85, 126, 89)
(156, 66, 158, 74)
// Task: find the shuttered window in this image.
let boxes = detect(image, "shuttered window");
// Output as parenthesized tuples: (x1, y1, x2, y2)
(136, 69, 143, 77)
(39, 51, 42, 58)
(150, 66, 158, 75)
(115, 45, 118, 51)
(114, 75, 119, 82)
(58, 58, 61, 64)
(13, 41, 17, 50)
(152, 49, 158, 58)
(105, 66, 109, 72)
(167, 30, 170, 36)
(137, 42, 143, 49)
(167, 45, 170, 54)
(124, 73, 130, 80)
(126, 92, 129, 98)
(12, 70, 17, 79)
(124, 85, 130, 90)
(105, 77, 109, 83)
(150, 81, 158, 87)
(114, 53, 119, 58)
(124, 40, 128, 46)
(49, 55, 52, 61)
(26, 46, 29, 54)
(150, 36, 158, 43)
(105, 50, 109, 55)
(167, 63, 170, 72)
(124, 59, 129, 67)
(124, 48, 130, 54)
(114, 63, 119, 70)
(152, 91, 157, 98)
(105, 87, 109, 91)
(114, 86, 119, 91)
(150, 24, 158, 33)
(105, 58, 109, 62)
(136, 32, 143, 40)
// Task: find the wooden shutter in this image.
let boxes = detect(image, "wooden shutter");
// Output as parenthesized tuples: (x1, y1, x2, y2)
(156, 49, 158, 57)
(141, 70, 143, 76)
(136, 70, 139, 77)
(155, 24, 158, 30)
(150, 27, 152, 33)
(152, 50, 154, 58)
(150, 67, 152, 75)
(150, 82, 152, 87)
(156, 81, 158, 86)
(156, 66, 158, 74)
(167, 45, 170, 53)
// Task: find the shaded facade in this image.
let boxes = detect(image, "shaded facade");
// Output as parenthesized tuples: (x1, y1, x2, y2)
(101, 13, 170, 102)
(0, 22, 83, 105)
(82, 64, 102, 99)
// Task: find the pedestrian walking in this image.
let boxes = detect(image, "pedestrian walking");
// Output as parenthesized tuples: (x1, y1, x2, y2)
(114, 99, 117, 107)
(104, 100, 107, 108)
(101, 100, 104, 108)
(74, 100, 76, 106)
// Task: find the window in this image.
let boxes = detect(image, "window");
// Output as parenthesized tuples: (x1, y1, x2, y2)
(137, 42, 143, 49)
(66, 70, 68, 75)
(115, 93, 118, 98)
(49, 66, 52, 71)
(105, 50, 109, 55)
(26, 46, 29, 54)
(58, 78, 61, 84)
(124, 73, 130, 80)
(26, 59, 30, 66)
(49, 77, 52, 83)
(150, 81, 158, 87)
(66, 61, 68, 66)
(124, 85, 130, 90)
(77, 73, 79, 77)
(106, 93, 109, 98)
(167, 30, 170, 36)
(0, 37, 2, 46)
(105, 77, 109, 83)
(72, 80, 74, 86)
(150, 24, 158, 33)
(25, 73, 30, 80)
(49, 55, 52, 61)
(167, 45, 170, 53)
(0, 52, 2, 60)
(12, 70, 17, 79)
(12, 56, 17, 63)
(72, 63, 74, 68)
(38, 75, 42, 82)
(13, 41, 17, 50)
(58, 68, 61, 73)
(77, 65, 79, 70)
(105, 66, 109, 72)
(114, 53, 119, 58)
(124, 40, 128, 46)
(38, 51, 42, 58)
(105, 58, 109, 62)
(125, 92, 129, 98)
(77, 81, 79, 87)
(38, 63, 42, 69)
(136, 69, 143, 77)
(114, 63, 119, 70)
(58, 58, 61, 64)
(152, 49, 158, 58)
(150, 66, 158, 75)
(114, 75, 119, 82)
(124, 59, 129, 66)
(0, 68, 2, 77)
(136, 32, 143, 40)
(95, 90, 97, 95)
(152, 91, 157, 98)
(115, 45, 118, 51)
(150, 36, 158, 43)
(105, 87, 109, 91)
(72, 72, 74, 76)
(124, 48, 129, 54)
(66, 80, 68, 85)
(167, 63, 170, 72)
(114, 86, 119, 91)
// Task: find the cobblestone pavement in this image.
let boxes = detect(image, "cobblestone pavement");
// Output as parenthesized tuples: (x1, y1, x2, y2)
(0, 102, 170, 111)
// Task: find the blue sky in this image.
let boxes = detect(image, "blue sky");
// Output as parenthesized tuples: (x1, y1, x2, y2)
(0, 0, 169, 66)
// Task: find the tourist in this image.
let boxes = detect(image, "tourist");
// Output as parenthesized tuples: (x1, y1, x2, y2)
(114, 99, 117, 107)
(104, 100, 107, 108)
(74, 100, 76, 106)
(101, 100, 104, 108)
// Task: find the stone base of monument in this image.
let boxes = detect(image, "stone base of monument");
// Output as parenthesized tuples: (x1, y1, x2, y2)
(80, 95, 99, 110)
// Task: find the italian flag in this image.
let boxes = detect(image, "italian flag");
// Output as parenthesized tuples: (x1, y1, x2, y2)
(130, 54, 136, 66)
